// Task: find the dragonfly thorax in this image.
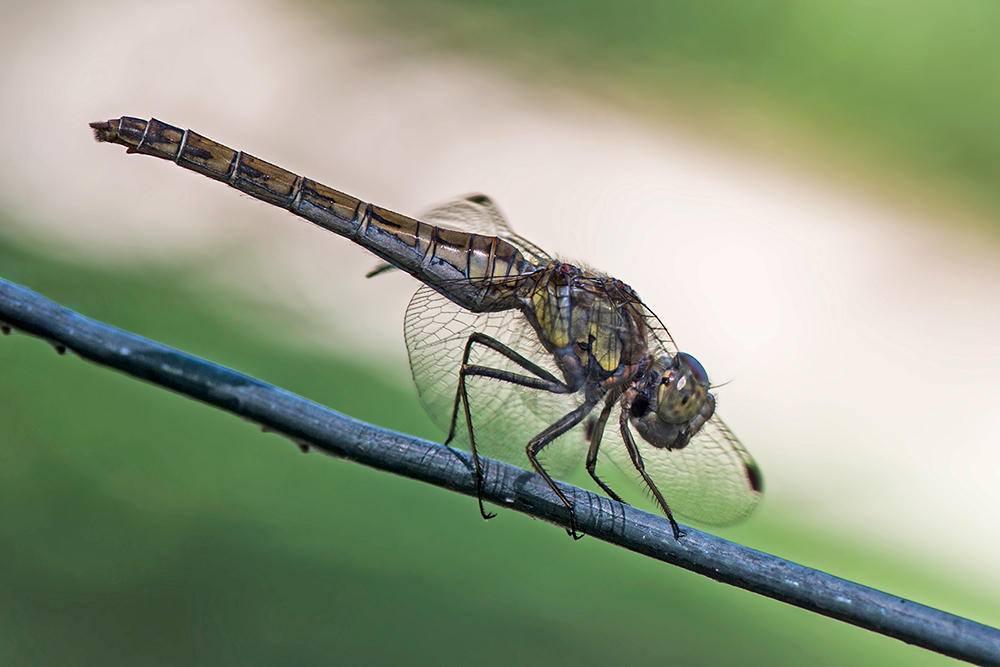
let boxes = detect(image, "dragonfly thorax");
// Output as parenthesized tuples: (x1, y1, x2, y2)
(520, 262, 650, 389)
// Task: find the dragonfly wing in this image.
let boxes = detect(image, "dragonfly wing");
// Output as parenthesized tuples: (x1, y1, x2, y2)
(596, 411, 763, 526)
(405, 283, 585, 477)
(369, 194, 553, 276)
(421, 194, 553, 266)
(632, 299, 680, 360)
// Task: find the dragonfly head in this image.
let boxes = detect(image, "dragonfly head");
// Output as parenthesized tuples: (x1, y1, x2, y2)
(631, 352, 715, 450)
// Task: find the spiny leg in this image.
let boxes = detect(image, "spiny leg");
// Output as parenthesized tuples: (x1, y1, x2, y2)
(454, 367, 496, 520)
(584, 395, 628, 505)
(446, 332, 567, 444)
(617, 401, 684, 540)
(456, 366, 573, 522)
(447, 332, 572, 523)
(525, 400, 599, 539)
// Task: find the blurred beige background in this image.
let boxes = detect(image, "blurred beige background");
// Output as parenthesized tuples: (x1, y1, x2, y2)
(2, 0, 998, 594)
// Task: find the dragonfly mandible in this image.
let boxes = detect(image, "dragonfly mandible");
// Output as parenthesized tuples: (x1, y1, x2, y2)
(90, 116, 763, 539)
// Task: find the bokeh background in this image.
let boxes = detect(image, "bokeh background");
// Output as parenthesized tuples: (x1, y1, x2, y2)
(2, 0, 999, 664)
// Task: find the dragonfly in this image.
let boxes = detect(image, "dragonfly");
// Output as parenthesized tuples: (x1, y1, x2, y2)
(90, 116, 763, 539)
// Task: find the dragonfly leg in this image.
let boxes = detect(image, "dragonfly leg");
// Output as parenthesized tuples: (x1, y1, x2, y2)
(445, 331, 567, 444)
(584, 396, 628, 505)
(453, 365, 496, 520)
(617, 401, 684, 540)
(445, 332, 574, 527)
(525, 401, 599, 539)
(454, 365, 571, 522)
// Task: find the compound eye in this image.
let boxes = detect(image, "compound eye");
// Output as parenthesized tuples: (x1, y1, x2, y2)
(656, 376, 698, 424)
(656, 353, 711, 424)
(676, 352, 709, 385)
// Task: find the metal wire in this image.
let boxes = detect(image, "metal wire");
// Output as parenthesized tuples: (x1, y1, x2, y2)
(1, 275, 998, 667)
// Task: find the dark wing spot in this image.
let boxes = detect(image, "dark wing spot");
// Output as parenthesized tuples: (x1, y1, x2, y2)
(745, 461, 764, 493)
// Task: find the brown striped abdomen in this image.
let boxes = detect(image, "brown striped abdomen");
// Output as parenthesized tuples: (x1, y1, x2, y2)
(90, 116, 539, 312)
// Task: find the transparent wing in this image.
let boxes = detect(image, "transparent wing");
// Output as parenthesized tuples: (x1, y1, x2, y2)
(631, 296, 680, 361)
(595, 409, 763, 526)
(368, 194, 552, 277)
(405, 283, 585, 476)
(420, 194, 552, 266)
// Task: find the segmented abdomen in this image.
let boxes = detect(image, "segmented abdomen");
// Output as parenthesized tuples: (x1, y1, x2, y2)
(90, 116, 538, 312)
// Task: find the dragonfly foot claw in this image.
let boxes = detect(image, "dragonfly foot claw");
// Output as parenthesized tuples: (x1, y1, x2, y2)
(669, 519, 685, 541)
(477, 497, 497, 521)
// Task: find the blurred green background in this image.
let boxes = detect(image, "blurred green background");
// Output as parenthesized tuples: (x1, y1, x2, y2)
(346, 0, 1000, 234)
(2, 0, 1000, 665)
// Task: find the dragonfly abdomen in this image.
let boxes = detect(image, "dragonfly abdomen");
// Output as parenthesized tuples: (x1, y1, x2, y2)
(90, 116, 535, 312)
